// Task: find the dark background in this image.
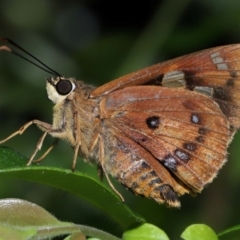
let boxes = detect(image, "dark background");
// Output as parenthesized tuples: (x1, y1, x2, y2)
(0, 0, 240, 239)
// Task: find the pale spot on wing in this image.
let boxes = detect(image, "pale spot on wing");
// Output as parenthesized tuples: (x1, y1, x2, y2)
(210, 51, 228, 70)
(194, 86, 213, 97)
(162, 70, 186, 87)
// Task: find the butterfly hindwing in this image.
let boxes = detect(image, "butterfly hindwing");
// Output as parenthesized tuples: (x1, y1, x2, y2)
(100, 86, 230, 193)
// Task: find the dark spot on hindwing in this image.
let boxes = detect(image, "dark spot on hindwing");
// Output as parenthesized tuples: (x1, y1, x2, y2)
(140, 170, 161, 183)
(226, 78, 235, 87)
(195, 127, 207, 143)
(149, 177, 162, 186)
(198, 127, 207, 135)
(230, 70, 238, 78)
(146, 116, 160, 129)
(162, 155, 178, 171)
(175, 149, 190, 161)
(191, 113, 200, 124)
(141, 161, 150, 169)
(229, 125, 235, 134)
(140, 174, 148, 181)
(141, 137, 147, 142)
(149, 170, 158, 177)
(131, 182, 139, 190)
(155, 184, 180, 205)
(163, 149, 191, 170)
(183, 142, 197, 151)
(196, 135, 204, 143)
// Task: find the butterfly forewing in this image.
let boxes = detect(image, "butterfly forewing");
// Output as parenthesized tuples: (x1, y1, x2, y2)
(92, 44, 240, 130)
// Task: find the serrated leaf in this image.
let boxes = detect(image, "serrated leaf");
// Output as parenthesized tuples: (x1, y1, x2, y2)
(122, 223, 169, 240)
(0, 147, 144, 229)
(181, 224, 218, 240)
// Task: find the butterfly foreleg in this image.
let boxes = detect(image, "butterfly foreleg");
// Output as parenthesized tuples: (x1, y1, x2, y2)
(0, 119, 55, 165)
(0, 120, 52, 145)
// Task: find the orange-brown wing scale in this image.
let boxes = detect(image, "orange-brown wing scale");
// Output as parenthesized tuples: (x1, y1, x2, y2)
(93, 44, 240, 131)
(100, 86, 230, 207)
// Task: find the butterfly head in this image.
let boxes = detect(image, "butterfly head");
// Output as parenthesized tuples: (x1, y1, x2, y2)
(46, 76, 76, 104)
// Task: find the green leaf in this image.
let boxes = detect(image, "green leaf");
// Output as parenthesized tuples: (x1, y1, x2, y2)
(218, 224, 240, 240)
(181, 224, 218, 240)
(0, 198, 79, 239)
(0, 147, 144, 229)
(0, 198, 62, 226)
(64, 233, 86, 240)
(122, 223, 169, 240)
(0, 225, 36, 240)
(0, 198, 121, 240)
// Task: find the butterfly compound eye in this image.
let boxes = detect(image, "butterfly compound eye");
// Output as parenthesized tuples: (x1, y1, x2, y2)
(56, 80, 73, 95)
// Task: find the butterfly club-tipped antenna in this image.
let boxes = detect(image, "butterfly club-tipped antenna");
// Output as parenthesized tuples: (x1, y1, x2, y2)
(0, 37, 61, 76)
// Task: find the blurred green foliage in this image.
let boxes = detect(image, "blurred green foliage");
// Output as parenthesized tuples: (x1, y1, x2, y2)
(0, 0, 240, 239)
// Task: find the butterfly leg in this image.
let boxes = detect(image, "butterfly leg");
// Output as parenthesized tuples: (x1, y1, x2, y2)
(27, 130, 50, 165)
(98, 134, 125, 202)
(71, 142, 81, 171)
(0, 120, 52, 145)
(71, 110, 82, 171)
(86, 128, 104, 180)
(0, 119, 63, 165)
(97, 163, 104, 181)
(31, 138, 59, 163)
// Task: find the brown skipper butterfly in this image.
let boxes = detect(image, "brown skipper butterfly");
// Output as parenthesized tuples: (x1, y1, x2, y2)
(1, 39, 239, 207)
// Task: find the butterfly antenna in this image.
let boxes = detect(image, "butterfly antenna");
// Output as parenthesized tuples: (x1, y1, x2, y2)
(0, 38, 61, 76)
